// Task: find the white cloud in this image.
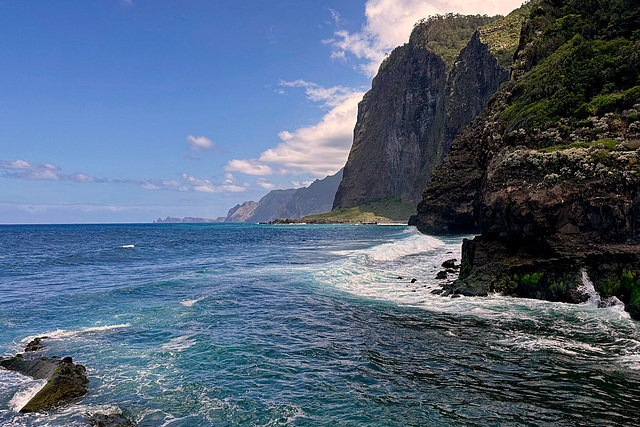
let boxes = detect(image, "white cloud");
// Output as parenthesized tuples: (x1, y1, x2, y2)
(0, 159, 249, 194)
(256, 178, 276, 190)
(292, 180, 313, 188)
(186, 135, 218, 151)
(329, 0, 526, 76)
(224, 81, 365, 179)
(0, 159, 62, 181)
(224, 159, 275, 176)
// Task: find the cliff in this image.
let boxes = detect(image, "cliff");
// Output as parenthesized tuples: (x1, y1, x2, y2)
(226, 169, 343, 223)
(272, 168, 343, 220)
(333, 9, 529, 209)
(412, 0, 640, 317)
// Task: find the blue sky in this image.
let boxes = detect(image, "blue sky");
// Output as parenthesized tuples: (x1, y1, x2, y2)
(0, 0, 522, 223)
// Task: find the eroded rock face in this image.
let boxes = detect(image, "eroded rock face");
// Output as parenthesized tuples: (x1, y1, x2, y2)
(333, 17, 509, 210)
(333, 43, 448, 209)
(1, 346, 89, 412)
(413, 0, 640, 317)
(19, 357, 89, 412)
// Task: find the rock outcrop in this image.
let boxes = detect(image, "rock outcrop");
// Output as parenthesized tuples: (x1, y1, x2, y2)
(1, 338, 89, 412)
(333, 10, 530, 209)
(412, 0, 640, 317)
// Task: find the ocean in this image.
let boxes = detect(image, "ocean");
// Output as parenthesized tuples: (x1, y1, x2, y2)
(1, 223, 639, 426)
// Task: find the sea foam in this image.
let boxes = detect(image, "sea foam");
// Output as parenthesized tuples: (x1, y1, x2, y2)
(8, 379, 47, 412)
(20, 323, 131, 344)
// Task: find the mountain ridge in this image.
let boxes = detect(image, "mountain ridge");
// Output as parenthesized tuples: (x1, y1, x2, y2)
(332, 8, 529, 210)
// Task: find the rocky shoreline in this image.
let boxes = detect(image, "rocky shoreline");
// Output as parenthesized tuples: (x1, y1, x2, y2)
(267, 218, 401, 225)
(412, 0, 640, 319)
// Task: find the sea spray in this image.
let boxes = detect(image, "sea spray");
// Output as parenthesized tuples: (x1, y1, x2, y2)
(579, 269, 601, 307)
(8, 380, 47, 412)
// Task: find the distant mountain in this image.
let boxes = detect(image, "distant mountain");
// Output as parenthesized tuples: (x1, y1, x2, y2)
(273, 169, 344, 220)
(242, 189, 298, 223)
(225, 201, 259, 223)
(225, 169, 343, 223)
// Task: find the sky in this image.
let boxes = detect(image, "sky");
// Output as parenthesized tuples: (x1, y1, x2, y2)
(0, 0, 524, 224)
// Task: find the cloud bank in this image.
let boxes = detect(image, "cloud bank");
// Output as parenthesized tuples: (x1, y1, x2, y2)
(0, 159, 248, 194)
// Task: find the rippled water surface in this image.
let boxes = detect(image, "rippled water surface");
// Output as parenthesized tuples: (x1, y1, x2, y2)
(1, 224, 639, 426)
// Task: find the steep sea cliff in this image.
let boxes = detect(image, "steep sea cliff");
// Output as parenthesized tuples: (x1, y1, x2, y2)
(412, 0, 640, 317)
(333, 9, 529, 209)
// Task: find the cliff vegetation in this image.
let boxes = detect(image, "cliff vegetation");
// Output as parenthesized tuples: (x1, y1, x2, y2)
(413, 0, 640, 318)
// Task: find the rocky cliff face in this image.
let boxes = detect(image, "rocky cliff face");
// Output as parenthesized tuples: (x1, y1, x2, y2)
(333, 12, 525, 209)
(225, 169, 343, 223)
(225, 201, 260, 223)
(413, 0, 640, 317)
(273, 169, 343, 220)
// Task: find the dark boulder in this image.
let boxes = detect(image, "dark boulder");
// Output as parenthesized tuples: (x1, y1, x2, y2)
(24, 336, 48, 352)
(88, 412, 136, 427)
(0, 355, 89, 412)
(441, 259, 457, 269)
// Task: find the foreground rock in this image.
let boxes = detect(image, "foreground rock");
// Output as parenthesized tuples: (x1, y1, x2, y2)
(0, 337, 89, 412)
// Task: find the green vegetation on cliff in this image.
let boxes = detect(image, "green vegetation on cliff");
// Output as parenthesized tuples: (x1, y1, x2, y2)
(303, 197, 415, 224)
(479, 2, 532, 68)
(408, 14, 499, 68)
(501, 0, 640, 131)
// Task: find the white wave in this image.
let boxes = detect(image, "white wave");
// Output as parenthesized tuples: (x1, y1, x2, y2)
(160, 335, 197, 352)
(8, 379, 47, 412)
(334, 230, 447, 264)
(579, 269, 601, 307)
(20, 323, 131, 343)
(496, 334, 606, 356)
(619, 354, 640, 370)
(119, 244, 135, 248)
(181, 296, 206, 307)
(0, 369, 34, 393)
(264, 404, 306, 427)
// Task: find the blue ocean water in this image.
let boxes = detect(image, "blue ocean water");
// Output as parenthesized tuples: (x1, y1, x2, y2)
(1, 223, 640, 426)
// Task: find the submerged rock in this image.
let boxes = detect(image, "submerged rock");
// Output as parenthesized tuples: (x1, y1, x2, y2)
(88, 412, 136, 427)
(24, 336, 48, 352)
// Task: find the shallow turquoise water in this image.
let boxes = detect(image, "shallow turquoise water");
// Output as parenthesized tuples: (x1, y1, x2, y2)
(1, 224, 639, 426)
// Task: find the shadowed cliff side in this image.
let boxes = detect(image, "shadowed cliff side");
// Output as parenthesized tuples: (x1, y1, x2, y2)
(412, 0, 640, 317)
(333, 9, 529, 210)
